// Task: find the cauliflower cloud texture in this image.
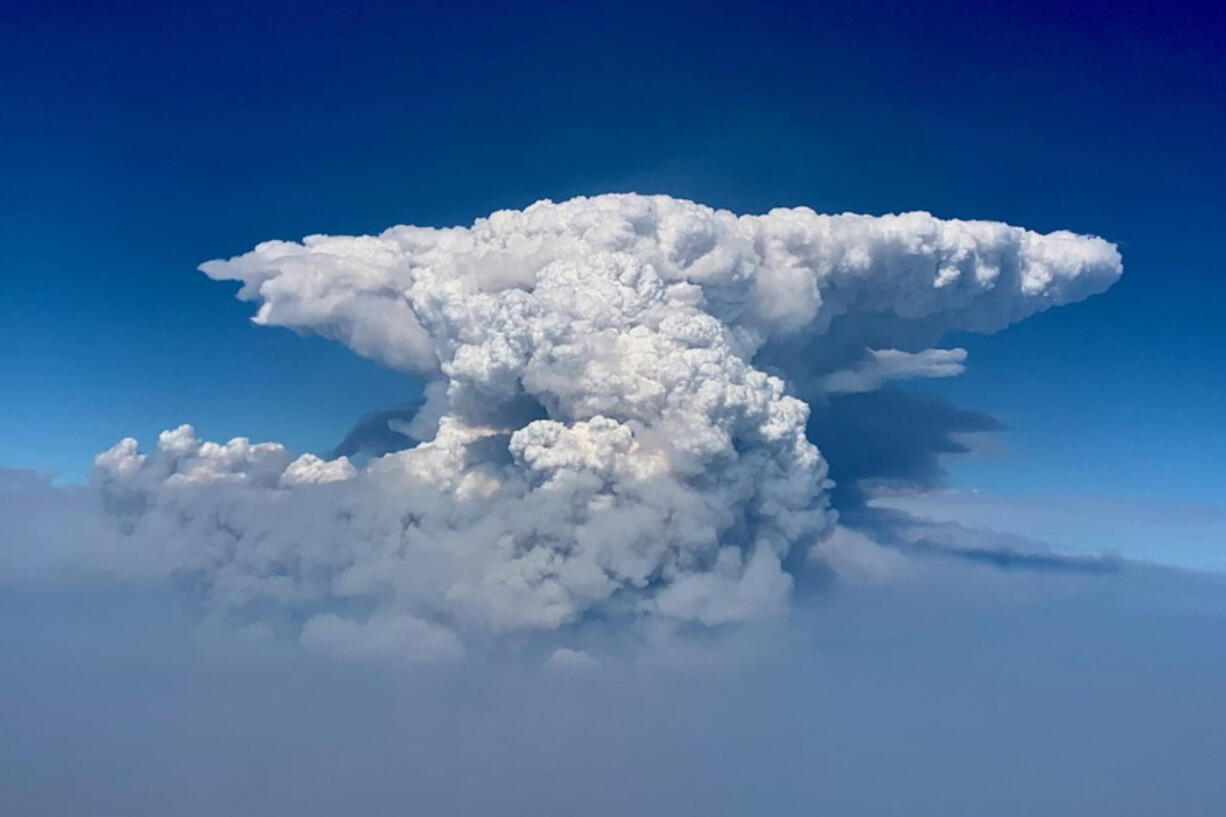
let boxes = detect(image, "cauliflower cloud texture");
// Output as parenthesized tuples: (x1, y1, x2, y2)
(91, 194, 1120, 661)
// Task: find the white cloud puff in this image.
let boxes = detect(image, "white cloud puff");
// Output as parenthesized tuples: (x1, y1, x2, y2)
(87, 194, 1119, 662)
(820, 347, 968, 394)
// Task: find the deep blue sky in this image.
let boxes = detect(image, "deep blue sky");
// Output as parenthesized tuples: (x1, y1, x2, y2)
(3, 0, 1223, 511)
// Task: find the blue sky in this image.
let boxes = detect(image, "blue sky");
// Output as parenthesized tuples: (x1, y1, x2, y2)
(3, 0, 1223, 511)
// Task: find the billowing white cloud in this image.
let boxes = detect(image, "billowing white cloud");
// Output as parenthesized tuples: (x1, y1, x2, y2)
(83, 194, 1119, 662)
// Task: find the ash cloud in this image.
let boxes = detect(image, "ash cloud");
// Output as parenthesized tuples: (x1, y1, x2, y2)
(41, 194, 1121, 662)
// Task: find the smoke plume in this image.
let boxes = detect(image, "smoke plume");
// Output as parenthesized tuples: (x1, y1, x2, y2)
(82, 194, 1120, 661)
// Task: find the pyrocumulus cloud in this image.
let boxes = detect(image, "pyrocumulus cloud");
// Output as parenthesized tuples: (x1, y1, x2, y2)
(81, 194, 1120, 661)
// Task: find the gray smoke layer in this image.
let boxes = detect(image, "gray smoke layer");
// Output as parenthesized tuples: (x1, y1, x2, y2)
(4, 558, 1224, 817)
(78, 194, 1120, 662)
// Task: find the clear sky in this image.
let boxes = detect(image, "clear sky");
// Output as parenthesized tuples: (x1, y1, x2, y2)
(2, 0, 1223, 515)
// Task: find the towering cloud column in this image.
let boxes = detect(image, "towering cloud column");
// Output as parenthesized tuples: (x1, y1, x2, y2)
(91, 194, 1120, 661)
